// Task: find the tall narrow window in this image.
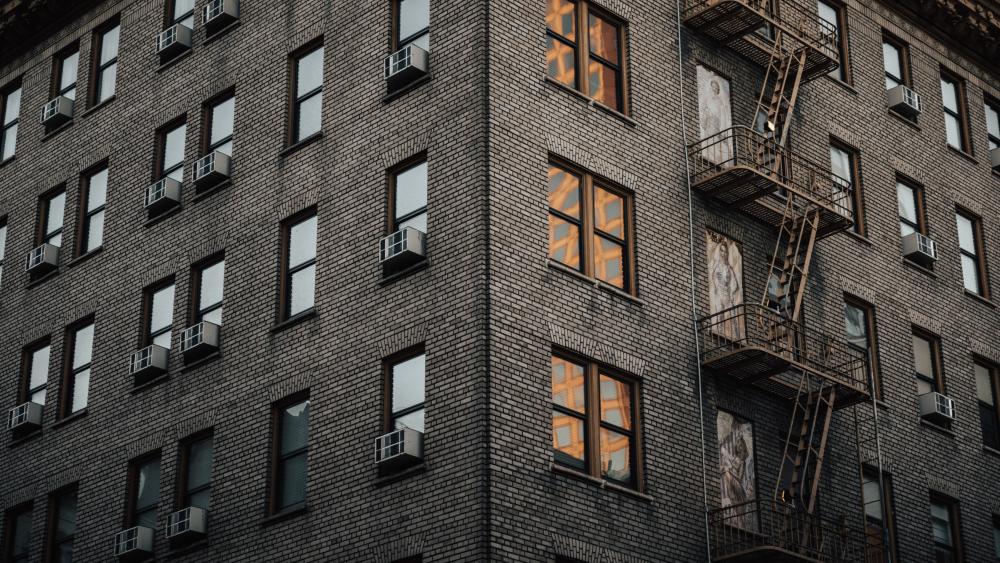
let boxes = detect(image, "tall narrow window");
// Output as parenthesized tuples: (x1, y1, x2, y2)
(3, 504, 32, 563)
(844, 298, 880, 398)
(290, 45, 323, 143)
(987, 99, 1000, 151)
(192, 258, 224, 326)
(45, 486, 77, 563)
(829, 142, 864, 235)
(0, 218, 7, 287)
(271, 396, 310, 513)
(861, 469, 896, 563)
(127, 455, 161, 529)
(393, 0, 430, 51)
(387, 351, 426, 433)
(818, 1, 850, 83)
(881, 33, 909, 90)
(61, 320, 94, 417)
(205, 94, 234, 157)
(896, 180, 925, 238)
(551, 354, 638, 487)
(167, 0, 195, 29)
(389, 158, 428, 233)
(912, 330, 943, 397)
(956, 210, 989, 298)
(545, 0, 627, 113)
(78, 166, 107, 255)
(22, 340, 51, 407)
(158, 121, 186, 182)
(178, 434, 213, 510)
(929, 495, 962, 563)
(941, 72, 970, 152)
(280, 211, 317, 320)
(992, 516, 1000, 562)
(976, 361, 1000, 450)
(53, 47, 79, 102)
(92, 22, 119, 105)
(1, 83, 20, 161)
(38, 189, 66, 248)
(144, 280, 175, 348)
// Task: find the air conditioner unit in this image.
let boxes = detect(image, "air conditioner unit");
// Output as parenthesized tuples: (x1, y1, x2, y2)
(128, 345, 169, 382)
(919, 392, 955, 425)
(379, 227, 426, 272)
(375, 427, 424, 473)
(887, 85, 921, 118)
(145, 178, 182, 214)
(384, 45, 429, 91)
(990, 146, 1000, 172)
(25, 243, 58, 274)
(40, 96, 74, 127)
(8, 402, 43, 432)
(113, 526, 154, 559)
(901, 232, 937, 266)
(166, 507, 207, 541)
(192, 151, 231, 189)
(203, 0, 239, 34)
(156, 24, 192, 58)
(180, 321, 220, 361)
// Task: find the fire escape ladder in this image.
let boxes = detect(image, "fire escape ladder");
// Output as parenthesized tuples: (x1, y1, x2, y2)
(777, 373, 837, 515)
(752, 30, 808, 148)
(761, 195, 819, 323)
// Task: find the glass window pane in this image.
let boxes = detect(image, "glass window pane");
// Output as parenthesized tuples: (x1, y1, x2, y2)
(12, 511, 31, 556)
(594, 186, 624, 237)
(394, 408, 424, 432)
(47, 192, 66, 236)
(73, 324, 94, 369)
(600, 428, 631, 483)
(150, 284, 175, 335)
(289, 265, 315, 316)
(86, 210, 104, 252)
(392, 354, 426, 413)
(153, 331, 171, 349)
(818, 1, 838, 29)
(3, 88, 20, 124)
(588, 59, 619, 109)
(916, 378, 933, 396)
(189, 488, 211, 511)
(199, 261, 225, 311)
(296, 92, 322, 140)
(60, 52, 79, 91)
(930, 503, 952, 545)
(547, 166, 580, 218)
(861, 473, 882, 521)
(2, 124, 16, 160)
(288, 215, 317, 268)
(940, 78, 958, 111)
(30, 387, 46, 405)
(882, 42, 900, 82)
(975, 364, 995, 405)
(0, 223, 6, 258)
(945, 114, 961, 148)
(553, 409, 585, 466)
(101, 26, 119, 63)
(280, 400, 310, 454)
(397, 212, 426, 233)
(30, 345, 50, 390)
(548, 215, 581, 270)
(279, 452, 307, 509)
(546, 36, 576, 88)
(993, 521, 1000, 558)
(844, 302, 867, 349)
(896, 183, 916, 224)
(163, 125, 186, 172)
(593, 235, 624, 288)
(599, 374, 631, 429)
(588, 14, 618, 64)
(912, 335, 933, 379)
(88, 169, 108, 210)
(394, 162, 428, 222)
(296, 48, 324, 96)
(56, 491, 77, 539)
(187, 438, 213, 490)
(71, 368, 89, 413)
(136, 508, 156, 529)
(398, 0, 430, 42)
(987, 104, 1000, 139)
(201, 307, 222, 326)
(546, 0, 576, 40)
(829, 146, 851, 183)
(961, 254, 981, 294)
(174, 0, 194, 20)
(956, 214, 976, 253)
(136, 460, 161, 509)
(210, 97, 234, 146)
(551, 357, 585, 413)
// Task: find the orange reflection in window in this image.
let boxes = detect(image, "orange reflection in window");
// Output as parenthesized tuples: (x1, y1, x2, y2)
(593, 235, 623, 287)
(550, 216, 581, 269)
(600, 428, 631, 482)
(594, 186, 623, 237)
(553, 411, 586, 462)
(588, 60, 619, 109)
(546, 0, 576, 40)
(548, 166, 581, 218)
(599, 374, 631, 429)
(552, 357, 586, 412)
(588, 14, 619, 64)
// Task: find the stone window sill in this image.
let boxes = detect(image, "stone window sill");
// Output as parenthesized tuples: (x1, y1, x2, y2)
(280, 132, 323, 158)
(547, 259, 644, 306)
(271, 309, 317, 333)
(261, 504, 308, 526)
(551, 463, 652, 502)
(51, 409, 88, 430)
(543, 77, 638, 128)
(963, 290, 996, 309)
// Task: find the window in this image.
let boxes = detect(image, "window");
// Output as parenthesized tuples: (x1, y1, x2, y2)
(178, 434, 213, 510)
(280, 211, 316, 320)
(127, 454, 161, 529)
(167, 0, 194, 29)
(844, 297, 880, 398)
(143, 280, 175, 348)
(158, 121, 186, 182)
(976, 361, 1000, 450)
(987, 98, 1000, 151)
(38, 189, 66, 248)
(551, 354, 639, 487)
(192, 257, 224, 326)
(545, 0, 627, 112)
(386, 350, 425, 433)
(0, 217, 7, 286)
(941, 72, 970, 152)
(393, 0, 430, 52)
(3, 504, 32, 563)
(829, 142, 864, 235)
(389, 158, 427, 234)
(993, 515, 1000, 562)
(21, 340, 51, 406)
(92, 22, 119, 105)
(52, 47, 79, 102)
(818, 1, 850, 83)
(1, 83, 20, 161)
(861, 468, 896, 563)
(896, 179, 926, 238)
(912, 330, 943, 398)
(882, 33, 909, 90)
(45, 486, 77, 563)
(956, 210, 989, 298)
(61, 320, 93, 417)
(290, 44, 323, 143)
(271, 396, 310, 513)
(204, 94, 234, 157)
(548, 161, 634, 291)
(929, 494, 962, 563)
(77, 166, 107, 255)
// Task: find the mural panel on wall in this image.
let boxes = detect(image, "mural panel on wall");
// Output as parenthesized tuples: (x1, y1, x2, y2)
(706, 231, 744, 340)
(718, 410, 758, 530)
(697, 65, 733, 165)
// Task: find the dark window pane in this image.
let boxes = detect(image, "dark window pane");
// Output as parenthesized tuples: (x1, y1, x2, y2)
(546, 0, 576, 40)
(599, 374, 631, 429)
(288, 216, 317, 268)
(289, 264, 315, 317)
(600, 427, 631, 482)
(394, 162, 428, 222)
(189, 488, 211, 511)
(588, 14, 618, 64)
(279, 452, 307, 509)
(548, 215, 581, 269)
(55, 491, 77, 539)
(930, 502, 952, 546)
(187, 438, 213, 491)
(280, 401, 310, 454)
(13, 511, 31, 556)
(297, 48, 324, 95)
(296, 92, 322, 140)
(546, 36, 576, 88)
(398, 0, 430, 41)
(136, 460, 161, 510)
(551, 357, 585, 413)
(392, 355, 425, 414)
(553, 409, 585, 466)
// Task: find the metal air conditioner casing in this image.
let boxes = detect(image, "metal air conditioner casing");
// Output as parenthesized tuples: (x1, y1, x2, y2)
(192, 151, 231, 189)
(8, 402, 43, 431)
(128, 345, 169, 382)
(203, 0, 239, 34)
(379, 227, 426, 271)
(180, 321, 220, 361)
(901, 232, 937, 266)
(156, 24, 192, 58)
(919, 392, 955, 425)
(25, 243, 58, 274)
(384, 45, 429, 91)
(145, 178, 182, 214)
(40, 96, 74, 127)
(113, 526, 154, 559)
(887, 85, 921, 118)
(375, 427, 424, 472)
(166, 507, 207, 541)
(990, 147, 1000, 172)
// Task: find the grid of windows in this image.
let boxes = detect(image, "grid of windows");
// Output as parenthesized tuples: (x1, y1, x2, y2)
(956, 210, 989, 298)
(1, 83, 20, 161)
(272, 397, 310, 513)
(941, 73, 969, 152)
(38, 189, 66, 248)
(387, 351, 426, 433)
(976, 361, 1000, 450)
(62, 321, 94, 417)
(3, 504, 32, 563)
(390, 158, 428, 234)
(290, 45, 323, 143)
(193, 258, 225, 326)
(46, 486, 77, 563)
(92, 22, 119, 105)
(78, 167, 107, 255)
(159, 121, 186, 182)
(127, 455, 161, 529)
(179, 434, 213, 510)
(205, 95, 234, 157)
(844, 297, 880, 398)
(546, 0, 627, 112)
(23, 340, 51, 406)
(281, 212, 317, 319)
(144, 280, 175, 348)
(394, 0, 430, 52)
(912, 330, 942, 398)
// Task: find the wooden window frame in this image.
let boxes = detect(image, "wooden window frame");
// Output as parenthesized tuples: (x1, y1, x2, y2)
(829, 140, 865, 236)
(861, 467, 897, 563)
(125, 452, 161, 528)
(165, 0, 195, 28)
(819, 0, 851, 85)
(59, 317, 94, 419)
(929, 492, 963, 562)
(44, 484, 77, 563)
(141, 277, 175, 348)
(3, 502, 33, 563)
(36, 187, 66, 248)
(986, 96, 1000, 151)
(189, 254, 225, 325)
(956, 208, 990, 300)
(391, 0, 430, 51)
(844, 295, 881, 399)
(201, 89, 235, 156)
(50, 44, 79, 100)
(269, 392, 310, 515)
(382, 345, 426, 433)
(278, 208, 317, 322)
(89, 18, 119, 107)
(287, 39, 324, 146)
(154, 117, 187, 182)
(20, 337, 51, 405)
(896, 177, 926, 237)
(387, 153, 428, 233)
(940, 70, 972, 154)
(912, 327, 944, 395)
(1, 81, 20, 162)
(176, 430, 213, 509)
(548, 157, 636, 294)
(76, 162, 108, 257)
(551, 350, 642, 490)
(881, 31, 910, 89)
(975, 359, 1000, 450)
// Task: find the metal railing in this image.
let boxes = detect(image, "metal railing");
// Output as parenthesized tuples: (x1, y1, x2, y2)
(699, 304, 868, 394)
(709, 500, 877, 562)
(688, 126, 853, 220)
(683, 0, 838, 57)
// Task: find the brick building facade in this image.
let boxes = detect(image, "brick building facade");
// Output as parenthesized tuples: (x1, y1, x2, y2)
(0, 0, 997, 561)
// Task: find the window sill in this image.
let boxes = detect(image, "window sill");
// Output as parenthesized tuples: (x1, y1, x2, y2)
(40, 120, 73, 142)
(946, 145, 977, 166)
(842, 230, 873, 247)
(203, 20, 241, 46)
(374, 462, 428, 487)
(902, 258, 936, 278)
(547, 260, 643, 306)
(51, 409, 87, 429)
(131, 373, 171, 394)
(261, 504, 308, 526)
(380, 259, 429, 286)
(280, 132, 324, 158)
(66, 246, 104, 268)
(984, 445, 1000, 458)
(157, 49, 193, 73)
(543, 77, 637, 128)
(144, 204, 183, 227)
(181, 351, 221, 372)
(550, 463, 651, 502)
(191, 179, 231, 202)
(963, 290, 996, 309)
(887, 109, 920, 130)
(823, 75, 858, 96)
(919, 419, 956, 438)
(81, 95, 115, 118)
(383, 74, 433, 104)
(271, 309, 317, 333)
(26, 268, 60, 288)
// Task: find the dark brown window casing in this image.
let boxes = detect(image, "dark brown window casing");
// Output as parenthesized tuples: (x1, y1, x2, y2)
(929, 493, 963, 562)
(36, 187, 66, 248)
(829, 140, 865, 236)
(201, 89, 235, 157)
(986, 97, 1000, 151)
(125, 453, 161, 529)
(912, 328, 944, 397)
(391, 0, 430, 52)
(20, 337, 51, 406)
(59, 317, 94, 418)
(89, 18, 119, 106)
(287, 39, 324, 146)
(382, 345, 426, 433)
(154, 117, 187, 183)
(844, 296, 881, 399)
(956, 208, 990, 300)
(50, 44, 79, 101)
(881, 31, 911, 90)
(189, 254, 225, 326)
(860, 468, 897, 563)
(975, 360, 1000, 450)
(165, 0, 195, 29)
(269, 393, 310, 514)
(818, 0, 851, 84)
(44, 484, 77, 563)
(1, 81, 21, 161)
(176, 431, 214, 510)
(76, 163, 108, 257)
(141, 277, 175, 349)
(278, 208, 317, 321)
(387, 154, 428, 234)
(941, 70, 972, 154)
(3, 503, 33, 563)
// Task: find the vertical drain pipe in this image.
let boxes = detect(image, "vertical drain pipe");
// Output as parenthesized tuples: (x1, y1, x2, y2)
(673, 1, 713, 560)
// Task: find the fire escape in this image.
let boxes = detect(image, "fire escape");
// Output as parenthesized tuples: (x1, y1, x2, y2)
(684, 1, 886, 561)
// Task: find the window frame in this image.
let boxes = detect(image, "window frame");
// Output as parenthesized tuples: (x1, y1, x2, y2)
(141, 277, 175, 348)
(940, 70, 972, 154)
(165, 0, 195, 29)
(829, 140, 865, 236)
(20, 338, 51, 406)
(895, 177, 926, 238)
(269, 393, 310, 515)
(3, 502, 33, 563)
(76, 163, 108, 257)
(59, 317, 94, 419)
(382, 345, 426, 433)
(929, 493, 963, 562)
(1, 81, 21, 162)
(976, 359, 1000, 451)
(912, 328, 944, 397)
(278, 208, 318, 321)
(44, 484, 78, 563)
(956, 208, 990, 299)
(818, 0, 852, 85)
(90, 18, 119, 106)
(861, 467, 897, 563)
(986, 96, 1000, 151)
(0, 217, 7, 287)
(844, 295, 881, 399)
(190, 254, 225, 326)
(391, 0, 430, 52)
(202, 90, 235, 157)
(881, 31, 910, 90)
(155, 117, 187, 183)
(125, 452, 162, 529)
(387, 154, 428, 234)
(36, 187, 66, 248)
(176, 431, 214, 510)
(50, 44, 80, 101)
(287, 40, 324, 146)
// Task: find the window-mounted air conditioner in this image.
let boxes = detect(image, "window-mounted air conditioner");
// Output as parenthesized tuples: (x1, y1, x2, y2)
(379, 227, 426, 272)
(901, 232, 937, 266)
(203, 0, 239, 34)
(166, 506, 207, 541)
(180, 321, 220, 361)
(887, 85, 921, 119)
(384, 45, 429, 92)
(375, 427, 424, 473)
(156, 24, 192, 59)
(990, 147, 1000, 172)
(145, 178, 182, 214)
(113, 526, 154, 559)
(8, 402, 43, 432)
(128, 345, 169, 382)
(25, 243, 58, 274)
(919, 392, 954, 425)
(40, 96, 74, 127)
(192, 151, 231, 190)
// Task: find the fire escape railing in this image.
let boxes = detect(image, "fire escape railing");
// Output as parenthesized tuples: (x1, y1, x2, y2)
(683, 0, 839, 59)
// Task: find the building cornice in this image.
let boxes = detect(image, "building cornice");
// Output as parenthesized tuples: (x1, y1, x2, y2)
(891, 0, 1000, 68)
(0, 0, 102, 67)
